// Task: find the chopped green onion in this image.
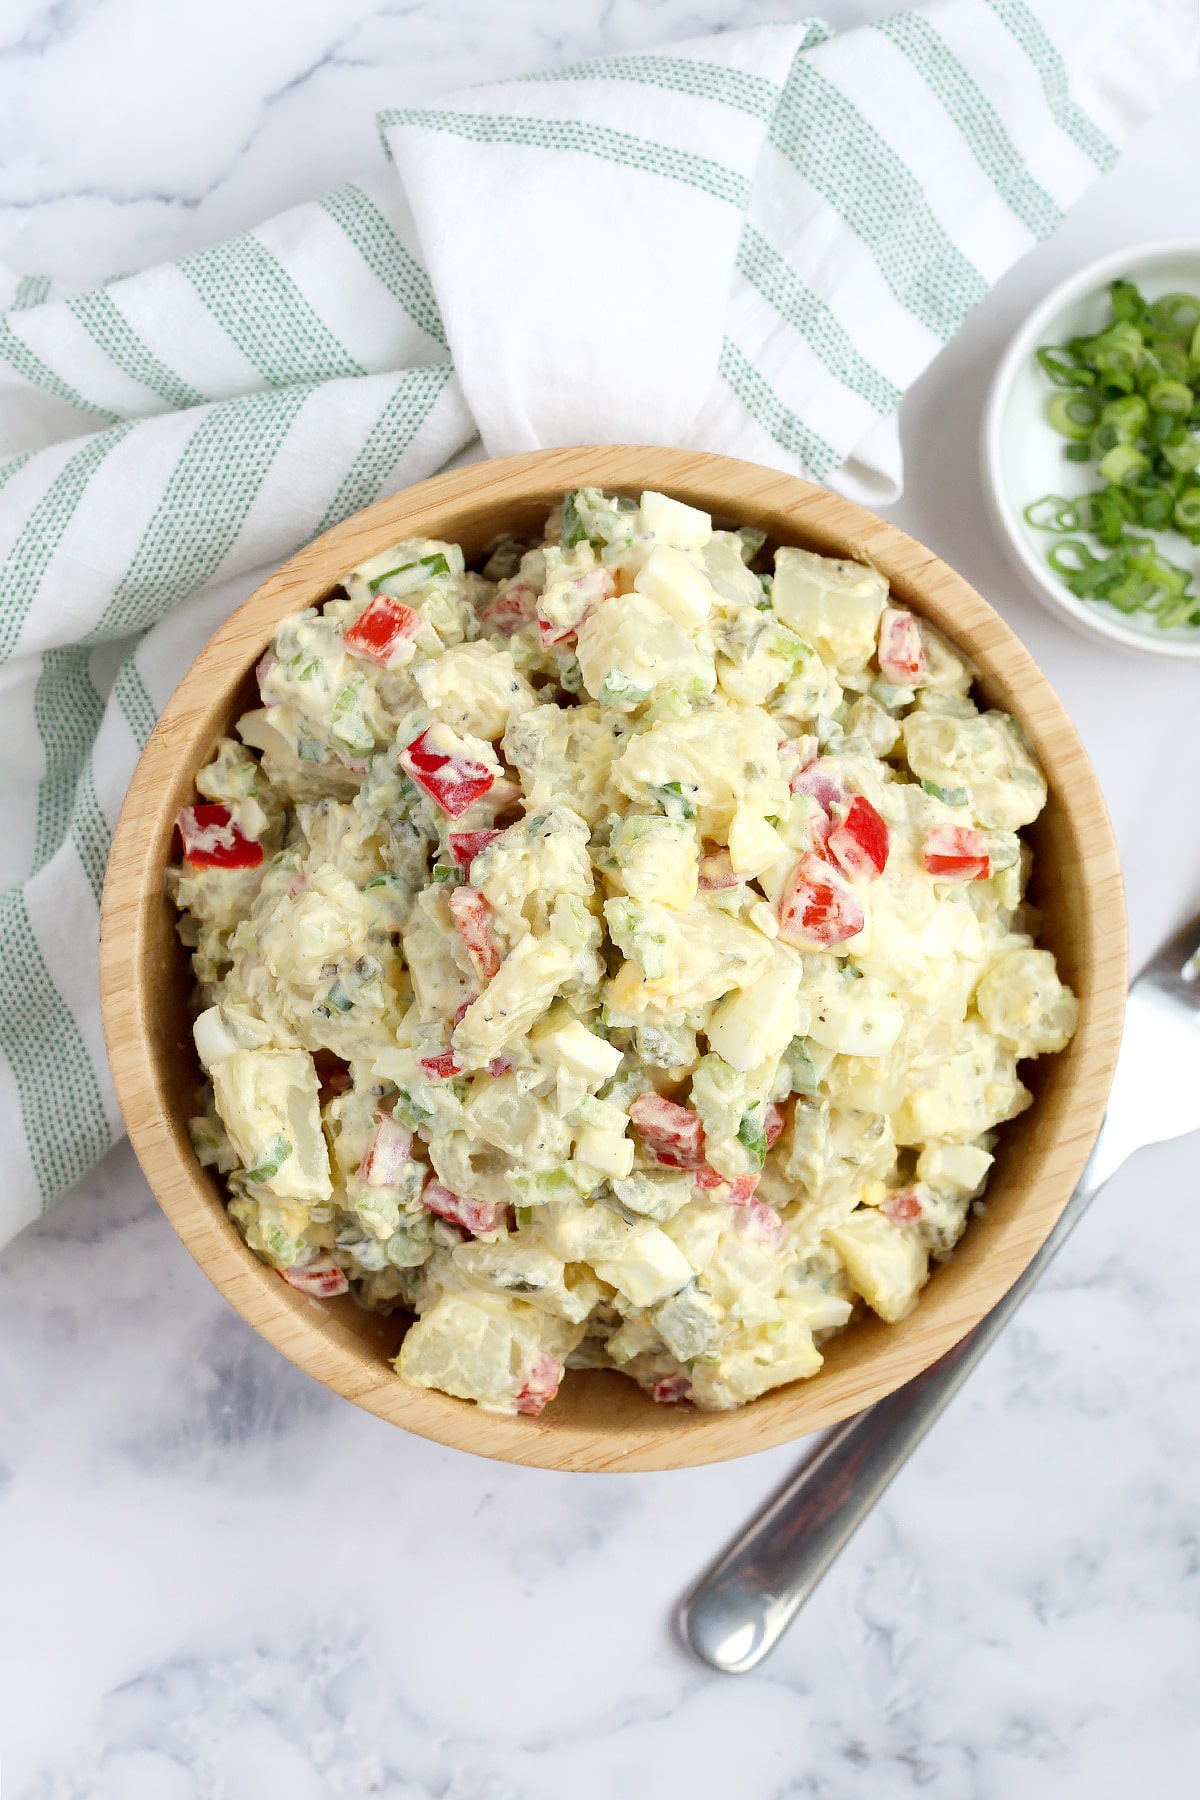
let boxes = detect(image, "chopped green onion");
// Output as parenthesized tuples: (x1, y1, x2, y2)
(1146, 378, 1193, 416)
(921, 779, 969, 805)
(1109, 279, 1146, 326)
(650, 780, 697, 822)
(1097, 443, 1150, 486)
(244, 1135, 293, 1184)
(1130, 483, 1175, 532)
(1036, 344, 1094, 388)
(1047, 392, 1102, 440)
(370, 552, 450, 593)
(1101, 395, 1148, 439)
(1174, 489, 1200, 536)
(737, 1107, 768, 1171)
(1161, 434, 1200, 472)
(1147, 408, 1181, 445)
(1023, 495, 1080, 533)
(1029, 276, 1200, 632)
(1147, 293, 1200, 344)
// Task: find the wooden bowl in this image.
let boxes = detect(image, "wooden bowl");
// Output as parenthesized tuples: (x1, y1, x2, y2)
(99, 447, 1127, 1473)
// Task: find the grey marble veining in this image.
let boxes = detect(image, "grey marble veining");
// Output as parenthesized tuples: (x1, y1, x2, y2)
(2, 2, 1199, 1795)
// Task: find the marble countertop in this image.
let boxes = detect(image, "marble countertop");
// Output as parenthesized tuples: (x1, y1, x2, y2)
(2, 2, 1199, 1795)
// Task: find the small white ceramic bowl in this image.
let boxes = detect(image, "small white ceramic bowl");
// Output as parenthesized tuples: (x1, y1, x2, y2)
(983, 238, 1200, 660)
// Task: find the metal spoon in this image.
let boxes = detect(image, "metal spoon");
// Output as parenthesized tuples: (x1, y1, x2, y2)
(679, 913, 1200, 1675)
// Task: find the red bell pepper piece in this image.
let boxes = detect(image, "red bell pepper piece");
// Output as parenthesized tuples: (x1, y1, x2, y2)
(177, 803, 263, 871)
(281, 1257, 348, 1298)
(478, 583, 537, 636)
(421, 1178, 504, 1237)
(923, 824, 990, 881)
(651, 1374, 693, 1405)
(344, 594, 421, 666)
(827, 795, 889, 882)
(694, 1165, 759, 1204)
(777, 852, 865, 949)
(357, 1114, 414, 1186)
(764, 1102, 787, 1150)
(448, 886, 503, 980)
(698, 848, 738, 891)
(878, 607, 926, 687)
(447, 829, 501, 871)
(419, 1049, 463, 1081)
(534, 566, 614, 646)
(400, 728, 495, 818)
(255, 652, 277, 705)
(881, 1186, 925, 1225)
(516, 1352, 563, 1416)
(790, 762, 846, 809)
(628, 1093, 705, 1166)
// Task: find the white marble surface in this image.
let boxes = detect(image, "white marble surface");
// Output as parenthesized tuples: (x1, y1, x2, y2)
(3, 2, 1200, 1795)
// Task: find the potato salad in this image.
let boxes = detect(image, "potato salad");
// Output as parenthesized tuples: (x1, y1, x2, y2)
(168, 488, 1078, 1416)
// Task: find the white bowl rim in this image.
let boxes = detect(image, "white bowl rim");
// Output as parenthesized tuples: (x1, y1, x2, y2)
(982, 235, 1200, 661)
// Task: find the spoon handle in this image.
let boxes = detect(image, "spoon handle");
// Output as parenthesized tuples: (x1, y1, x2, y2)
(678, 1135, 1114, 1674)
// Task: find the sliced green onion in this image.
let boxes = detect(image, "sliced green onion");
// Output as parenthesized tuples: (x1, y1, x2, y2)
(1077, 488, 1134, 545)
(921, 779, 969, 805)
(1101, 395, 1148, 439)
(1130, 484, 1175, 531)
(1030, 275, 1200, 632)
(1110, 279, 1146, 326)
(1047, 392, 1102, 440)
(1147, 378, 1193, 416)
(1161, 433, 1200, 472)
(1035, 343, 1094, 388)
(1147, 408, 1181, 445)
(1174, 489, 1200, 535)
(1023, 495, 1080, 532)
(1147, 293, 1200, 345)
(1146, 341, 1190, 384)
(1097, 443, 1150, 486)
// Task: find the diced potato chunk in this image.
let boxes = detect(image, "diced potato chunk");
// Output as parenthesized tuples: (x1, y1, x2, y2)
(634, 545, 717, 627)
(727, 805, 787, 878)
(211, 1048, 331, 1203)
(975, 947, 1078, 1058)
(399, 1292, 550, 1412)
(612, 705, 786, 836)
(414, 641, 532, 740)
(826, 1208, 929, 1322)
(638, 490, 712, 548)
(593, 1226, 694, 1307)
(705, 945, 808, 1071)
(806, 986, 905, 1058)
(609, 815, 699, 910)
(452, 936, 573, 1064)
(576, 594, 715, 709)
(687, 1305, 823, 1409)
(916, 1142, 993, 1195)
(902, 710, 1047, 831)
(771, 548, 888, 672)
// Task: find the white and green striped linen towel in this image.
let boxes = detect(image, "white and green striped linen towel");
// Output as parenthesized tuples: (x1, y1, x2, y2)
(0, 0, 1194, 1250)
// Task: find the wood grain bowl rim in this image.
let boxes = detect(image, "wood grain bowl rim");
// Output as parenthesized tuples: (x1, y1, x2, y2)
(99, 446, 1127, 1473)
